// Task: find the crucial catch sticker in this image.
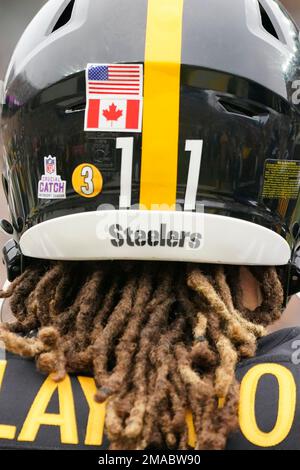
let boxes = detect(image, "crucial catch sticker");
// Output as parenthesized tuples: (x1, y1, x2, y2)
(38, 156, 66, 199)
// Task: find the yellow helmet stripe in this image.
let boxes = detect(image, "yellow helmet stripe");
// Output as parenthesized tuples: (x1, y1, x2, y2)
(140, 0, 184, 210)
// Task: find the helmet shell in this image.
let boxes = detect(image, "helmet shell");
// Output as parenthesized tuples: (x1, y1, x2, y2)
(1, 0, 300, 265)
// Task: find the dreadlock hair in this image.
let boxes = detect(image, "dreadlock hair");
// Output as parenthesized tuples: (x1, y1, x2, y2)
(0, 260, 283, 450)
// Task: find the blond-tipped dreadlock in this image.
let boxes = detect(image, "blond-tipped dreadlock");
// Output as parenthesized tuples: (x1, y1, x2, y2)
(0, 260, 283, 450)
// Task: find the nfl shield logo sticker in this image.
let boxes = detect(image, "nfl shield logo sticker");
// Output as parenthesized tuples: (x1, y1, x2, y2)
(84, 64, 143, 133)
(45, 156, 56, 175)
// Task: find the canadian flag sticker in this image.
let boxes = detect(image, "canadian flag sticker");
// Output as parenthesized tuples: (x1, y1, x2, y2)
(84, 64, 143, 133)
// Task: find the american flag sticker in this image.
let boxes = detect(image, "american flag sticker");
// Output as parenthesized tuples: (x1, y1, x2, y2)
(84, 63, 143, 133)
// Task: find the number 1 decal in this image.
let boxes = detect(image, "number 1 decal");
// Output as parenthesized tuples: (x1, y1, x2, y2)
(117, 138, 203, 210)
(184, 140, 203, 211)
(117, 137, 134, 209)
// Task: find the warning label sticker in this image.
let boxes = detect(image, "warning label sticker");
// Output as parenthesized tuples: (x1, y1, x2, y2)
(262, 159, 300, 199)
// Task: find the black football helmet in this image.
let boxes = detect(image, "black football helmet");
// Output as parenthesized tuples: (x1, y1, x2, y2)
(1, 0, 300, 295)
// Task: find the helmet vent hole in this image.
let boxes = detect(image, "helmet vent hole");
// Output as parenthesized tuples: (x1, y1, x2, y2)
(218, 97, 267, 118)
(52, 0, 75, 33)
(258, 1, 279, 40)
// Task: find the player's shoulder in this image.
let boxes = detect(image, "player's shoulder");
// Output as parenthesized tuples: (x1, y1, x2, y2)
(227, 328, 300, 450)
(237, 327, 300, 371)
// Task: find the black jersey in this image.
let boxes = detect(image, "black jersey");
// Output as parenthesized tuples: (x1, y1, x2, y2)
(227, 327, 300, 450)
(0, 350, 109, 450)
(0, 327, 299, 450)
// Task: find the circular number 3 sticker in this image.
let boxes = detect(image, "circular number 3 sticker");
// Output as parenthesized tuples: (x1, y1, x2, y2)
(72, 164, 103, 198)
